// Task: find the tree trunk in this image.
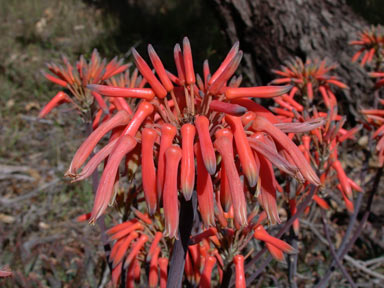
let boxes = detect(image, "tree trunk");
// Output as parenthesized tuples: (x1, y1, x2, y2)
(209, 0, 372, 116)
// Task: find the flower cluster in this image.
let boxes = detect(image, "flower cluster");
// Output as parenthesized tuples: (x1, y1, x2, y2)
(361, 100, 384, 166)
(349, 25, 384, 67)
(64, 38, 322, 285)
(183, 210, 297, 287)
(39, 49, 129, 118)
(271, 57, 347, 110)
(272, 57, 361, 215)
(351, 25, 384, 167)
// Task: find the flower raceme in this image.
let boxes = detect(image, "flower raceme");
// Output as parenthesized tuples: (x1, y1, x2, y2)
(362, 99, 384, 166)
(349, 25, 384, 67)
(68, 38, 320, 236)
(39, 49, 131, 118)
(271, 59, 362, 215)
(183, 210, 297, 287)
(272, 57, 347, 111)
(105, 213, 169, 287)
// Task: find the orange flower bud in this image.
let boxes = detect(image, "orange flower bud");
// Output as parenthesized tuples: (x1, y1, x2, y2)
(195, 115, 216, 175)
(195, 143, 215, 228)
(180, 124, 196, 200)
(163, 145, 182, 239)
(142, 128, 158, 215)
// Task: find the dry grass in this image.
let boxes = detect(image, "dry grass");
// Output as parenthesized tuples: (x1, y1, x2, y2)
(0, 1, 117, 286)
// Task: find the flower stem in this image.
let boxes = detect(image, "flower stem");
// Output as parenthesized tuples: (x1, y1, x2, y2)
(167, 194, 197, 288)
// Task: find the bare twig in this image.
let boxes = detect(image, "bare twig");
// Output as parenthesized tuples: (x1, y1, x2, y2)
(364, 256, 384, 267)
(302, 219, 384, 282)
(344, 255, 384, 281)
(98, 264, 111, 288)
(0, 178, 60, 205)
(315, 163, 383, 288)
(287, 212, 298, 288)
(20, 115, 54, 124)
(321, 209, 357, 288)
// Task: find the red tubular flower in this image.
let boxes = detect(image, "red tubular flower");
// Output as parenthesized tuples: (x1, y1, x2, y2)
(203, 59, 210, 89)
(141, 128, 158, 215)
(72, 128, 123, 182)
(132, 208, 153, 225)
(43, 72, 68, 87)
(149, 246, 160, 288)
(91, 91, 108, 114)
(233, 255, 246, 288)
(124, 234, 149, 269)
(252, 116, 320, 185)
(215, 128, 233, 211)
(319, 86, 331, 108)
(67, 110, 131, 176)
(183, 37, 195, 85)
(289, 199, 300, 235)
(306, 82, 313, 101)
(173, 43, 185, 85)
(282, 94, 303, 111)
(180, 123, 196, 200)
(163, 145, 182, 239)
(110, 237, 123, 261)
(231, 98, 280, 123)
(87, 84, 155, 100)
(248, 135, 298, 177)
(225, 115, 259, 187)
(126, 260, 136, 288)
(190, 227, 217, 244)
(225, 85, 291, 99)
(337, 184, 354, 213)
(122, 101, 154, 137)
(109, 222, 143, 244)
(38, 91, 72, 118)
(185, 251, 194, 283)
(112, 262, 122, 287)
(254, 225, 296, 254)
(209, 41, 239, 86)
(195, 143, 215, 228)
(76, 212, 91, 222)
(199, 255, 216, 288)
(195, 115, 216, 175)
(257, 154, 280, 224)
(209, 100, 247, 116)
(208, 51, 243, 95)
(90, 135, 137, 222)
(148, 44, 174, 92)
(158, 257, 168, 288)
(107, 219, 138, 235)
(112, 231, 139, 268)
(265, 242, 285, 262)
(146, 231, 163, 262)
(332, 160, 352, 199)
(214, 135, 248, 227)
(313, 194, 330, 210)
(157, 124, 177, 201)
(132, 47, 167, 98)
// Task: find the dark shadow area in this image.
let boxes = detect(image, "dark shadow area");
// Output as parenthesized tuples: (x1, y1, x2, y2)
(347, 0, 384, 25)
(87, 0, 229, 74)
